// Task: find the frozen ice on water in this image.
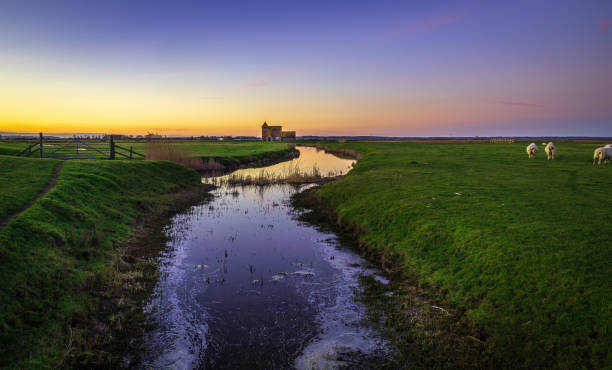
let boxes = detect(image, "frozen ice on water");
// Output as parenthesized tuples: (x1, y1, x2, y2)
(293, 269, 315, 277)
(271, 274, 285, 282)
(373, 275, 390, 285)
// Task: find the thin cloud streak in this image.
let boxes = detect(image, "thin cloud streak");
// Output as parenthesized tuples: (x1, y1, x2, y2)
(244, 80, 268, 88)
(395, 0, 475, 36)
(495, 100, 544, 108)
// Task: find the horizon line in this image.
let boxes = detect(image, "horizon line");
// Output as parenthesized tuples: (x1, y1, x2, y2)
(2, 131, 612, 140)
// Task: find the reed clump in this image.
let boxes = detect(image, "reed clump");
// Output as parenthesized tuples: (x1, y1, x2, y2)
(207, 163, 342, 186)
(313, 143, 362, 160)
(145, 142, 223, 171)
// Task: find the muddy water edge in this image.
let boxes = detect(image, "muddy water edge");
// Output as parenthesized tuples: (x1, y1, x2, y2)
(128, 147, 392, 369)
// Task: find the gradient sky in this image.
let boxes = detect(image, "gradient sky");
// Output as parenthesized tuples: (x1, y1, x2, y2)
(1, 0, 611, 136)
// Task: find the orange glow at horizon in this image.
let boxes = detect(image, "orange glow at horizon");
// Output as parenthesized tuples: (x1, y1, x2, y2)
(0, 76, 591, 137)
(2, 59, 609, 137)
(1, 1, 611, 137)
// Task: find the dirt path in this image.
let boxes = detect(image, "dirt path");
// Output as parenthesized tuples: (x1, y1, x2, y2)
(0, 162, 64, 232)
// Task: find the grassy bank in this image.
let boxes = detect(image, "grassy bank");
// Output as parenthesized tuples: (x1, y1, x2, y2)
(130, 141, 296, 167)
(296, 141, 612, 368)
(0, 157, 205, 368)
(0, 156, 59, 221)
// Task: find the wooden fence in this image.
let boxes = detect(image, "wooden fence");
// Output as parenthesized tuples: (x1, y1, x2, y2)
(16, 133, 145, 160)
(489, 137, 516, 143)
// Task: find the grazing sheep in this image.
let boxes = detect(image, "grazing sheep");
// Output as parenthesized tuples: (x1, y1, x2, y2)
(604, 144, 612, 148)
(544, 142, 556, 160)
(526, 143, 538, 158)
(593, 147, 612, 165)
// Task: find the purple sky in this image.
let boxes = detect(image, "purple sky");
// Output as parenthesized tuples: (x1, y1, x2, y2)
(0, 0, 611, 136)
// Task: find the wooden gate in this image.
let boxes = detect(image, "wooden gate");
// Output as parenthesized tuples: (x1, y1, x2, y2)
(16, 133, 144, 160)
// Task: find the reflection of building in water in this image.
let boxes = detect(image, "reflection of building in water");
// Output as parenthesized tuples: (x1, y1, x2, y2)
(261, 122, 296, 142)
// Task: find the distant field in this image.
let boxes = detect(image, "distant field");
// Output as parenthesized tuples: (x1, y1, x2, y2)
(0, 140, 293, 165)
(0, 156, 59, 221)
(306, 140, 612, 368)
(0, 140, 32, 155)
(124, 140, 293, 166)
(125, 140, 287, 156)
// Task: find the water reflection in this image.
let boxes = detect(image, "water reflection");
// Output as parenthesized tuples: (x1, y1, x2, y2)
(203, 146, 356, 184)
(141, 149, 386, 369)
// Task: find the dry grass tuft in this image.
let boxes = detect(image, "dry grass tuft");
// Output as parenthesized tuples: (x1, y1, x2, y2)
(145, 142, 223, 171)
(314, 143, 362, 159)
(206, 162, 342, 186)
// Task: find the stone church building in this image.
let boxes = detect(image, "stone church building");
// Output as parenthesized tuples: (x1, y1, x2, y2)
(261, 122, 296, 141)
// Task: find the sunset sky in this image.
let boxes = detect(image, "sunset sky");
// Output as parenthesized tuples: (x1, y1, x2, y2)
(1, 0, 611, 137)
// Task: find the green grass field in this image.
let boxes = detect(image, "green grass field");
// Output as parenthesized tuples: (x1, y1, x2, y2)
(306, 140, 612, 368)
(0, 140, 294, 165)
(0, 157, 59, 221)
(126, 140, 288, 157)
(1, 140, 610, 367)
(0, 156, 203, 368)
(0, 140, 33, 156)
(125, 140, 294, 166)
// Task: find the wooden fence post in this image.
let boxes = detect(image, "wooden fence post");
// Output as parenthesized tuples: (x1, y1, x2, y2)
(130, 146, 133, 160)
(110, 137, 115, 160)
(39, 132, 43, 158)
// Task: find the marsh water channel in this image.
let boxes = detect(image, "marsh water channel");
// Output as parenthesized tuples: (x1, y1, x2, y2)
(139, 147, 389, 369)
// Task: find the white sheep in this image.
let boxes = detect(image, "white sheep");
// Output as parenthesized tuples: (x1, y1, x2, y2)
(604, 144, 612, 148)
(526, 143, 538, 158)
(544, 142, 556, 160)
(593, 147, 612, 165)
